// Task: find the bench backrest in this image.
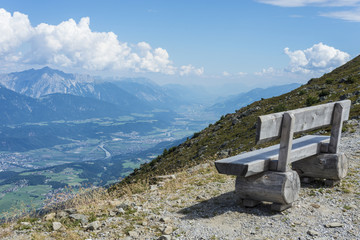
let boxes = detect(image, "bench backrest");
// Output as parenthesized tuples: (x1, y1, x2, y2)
(256, 100, 351, 144)
(256, 100, 351, 172)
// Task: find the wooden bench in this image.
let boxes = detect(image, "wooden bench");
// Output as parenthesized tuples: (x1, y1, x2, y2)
(215, 100, 351, 211)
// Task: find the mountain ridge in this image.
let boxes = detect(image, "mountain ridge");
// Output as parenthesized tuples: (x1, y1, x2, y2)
(1, 56, 359, 240)
(112, 54, 360, 189)
(0, 86, 132, 125)
(208, 83, 301, 116)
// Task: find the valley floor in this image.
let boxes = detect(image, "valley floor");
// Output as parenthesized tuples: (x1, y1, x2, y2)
(1, 122, 359, 240)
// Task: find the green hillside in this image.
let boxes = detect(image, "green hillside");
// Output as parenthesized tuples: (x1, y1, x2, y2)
(111, 55, 360, 191)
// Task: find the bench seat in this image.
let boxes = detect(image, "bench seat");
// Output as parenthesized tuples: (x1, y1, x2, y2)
(215, 135, 329, 177)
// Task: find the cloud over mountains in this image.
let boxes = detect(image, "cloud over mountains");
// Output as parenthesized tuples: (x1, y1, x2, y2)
(284, 43, 350, 74)
(253, 42, 350, 83)
(0, 8, 203, 76)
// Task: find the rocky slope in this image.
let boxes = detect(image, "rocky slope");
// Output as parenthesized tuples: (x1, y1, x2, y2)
(1, 55, 360, 239)
(208, 83, 301, 117)
(0, 120, 359, 239)
(113, 55, 360, 188)
(0, 67, 95, 98)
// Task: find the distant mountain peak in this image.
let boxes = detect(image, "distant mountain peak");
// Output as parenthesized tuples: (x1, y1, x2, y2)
(0, 67, 96, 98)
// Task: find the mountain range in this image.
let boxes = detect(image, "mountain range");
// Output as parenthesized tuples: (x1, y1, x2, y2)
(0, 67, 302, 125)
(208, 83, 301, 116)
(114, 54, 360, 188)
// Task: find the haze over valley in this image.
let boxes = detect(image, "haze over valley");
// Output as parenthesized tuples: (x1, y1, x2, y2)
(0, 66, 302, 213)
(0, 0, 359, 223)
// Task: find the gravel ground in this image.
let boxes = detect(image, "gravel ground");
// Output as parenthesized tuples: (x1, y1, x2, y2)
(168, 123, 360, 240)
(1, 122, 359, 240)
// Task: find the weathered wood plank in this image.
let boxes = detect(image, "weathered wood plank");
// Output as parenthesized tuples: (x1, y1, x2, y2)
(278, 113, 295, 172)
(215, 135, 329, 177)
(256, 100, 351, 144)
(292, 153, 348, 180)
(328, 103, 344, 153)
(235, 171, 300, 205)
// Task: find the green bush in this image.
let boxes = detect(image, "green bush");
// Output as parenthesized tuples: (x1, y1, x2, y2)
(273, 104, 287, 112)
(306, 96, 319, 106)
(298, 89, 306, 95)
(318, 90, 330, 97)
(345, 76, 355, 84)
(192, 132, 200, 139)
(325, 79, 333, 84)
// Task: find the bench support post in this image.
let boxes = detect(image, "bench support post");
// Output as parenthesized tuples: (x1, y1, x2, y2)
(292, 153, 348, 181)
(278, 113, 295, 172)
(235, 170, 300, 209)
(328, 103, 344, 153)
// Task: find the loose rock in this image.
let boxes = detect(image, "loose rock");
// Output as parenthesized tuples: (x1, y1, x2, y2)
(325, 222, 343, 228)
(162, 226, 173, 235)
(86, 221, 101, 231)
(44, 212, 56, 221)
(52, 222, 62, 231)
(307, 230, 319, 236)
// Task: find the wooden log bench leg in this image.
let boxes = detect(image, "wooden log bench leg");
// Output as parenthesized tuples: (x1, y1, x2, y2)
(235, 170, 300, 211)
(292, 153, 348, 182)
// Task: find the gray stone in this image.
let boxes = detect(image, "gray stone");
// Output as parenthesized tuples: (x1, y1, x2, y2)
(128, 230, 139, 238)
(156, 174, 176, 180)
(108, 199, 122, 206)
(340, 93, 353, 100)
(69, 213, 89, 225)
(307, 230, 319, 236)
(118, 203, 130, 210)
(348, 204, 358, 209)
(56, 211, 68, 219)
(65, 208, 77, 214)
(162, 226, 173, 235)
(150, 185, 158, 191)
(117, 208, 125, 214)
(160, 217, 171, 224)
(134, 206, 142, 211)
(44, 212, 56, 221)
(20, 222, 31, 226)
(86, 221, 101, 231)
(158, 235, 172, 240)
(325, 222, 343, 228)
(52, 222, 62, 231)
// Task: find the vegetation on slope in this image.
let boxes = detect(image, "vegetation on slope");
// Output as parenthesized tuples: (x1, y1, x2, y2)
(110, 54, 360, 193)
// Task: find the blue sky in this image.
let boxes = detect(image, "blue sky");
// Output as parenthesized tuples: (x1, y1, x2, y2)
(0, 0, 359, 93)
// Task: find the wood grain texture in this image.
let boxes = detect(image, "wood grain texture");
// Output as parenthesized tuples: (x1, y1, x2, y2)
(328, 103, 344, 153)
(235, 171, 300, 205)
(215, 135, 329, 177)
(278, 113, 295, 172)
(292, 153, 348, 180)
(256, 100, 351, 144)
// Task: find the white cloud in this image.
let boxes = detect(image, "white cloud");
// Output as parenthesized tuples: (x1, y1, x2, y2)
(237, 72, 247, 76)
(257, 0, 360, 22)
(252, 43, 349, 79)
(256, 0, 326, 7)
(0, 9, 33, 55)
(254, 67, 284, 76)
(0, 8, 203, 76)
(222, 71, 230, 76)
(256, 0, 360, 7)
(180, 65, 204, 76)
(320, 8, 360, 21)
(284, 42, 350, 74)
